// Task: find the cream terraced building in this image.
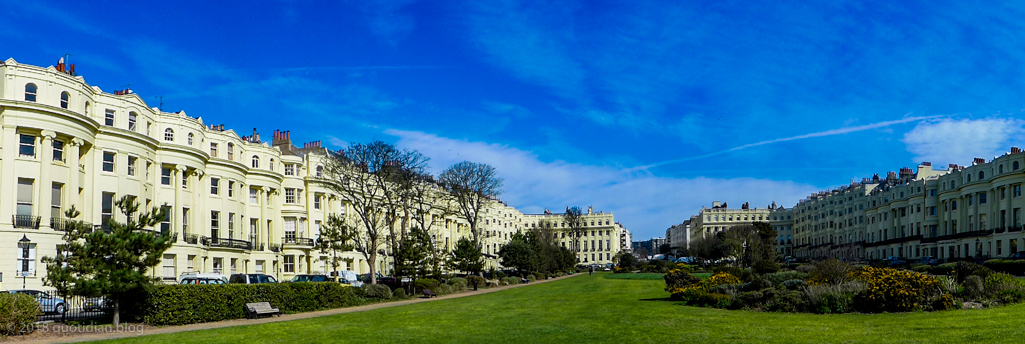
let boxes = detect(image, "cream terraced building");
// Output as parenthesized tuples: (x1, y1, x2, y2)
(0, 58, 631, 289)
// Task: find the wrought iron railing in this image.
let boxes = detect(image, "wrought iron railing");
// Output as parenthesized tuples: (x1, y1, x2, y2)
(50, 217, 71, 231)
(282, 236, 315, 246)
(202, 237, 253, 250)
(13, 215, 41, 229)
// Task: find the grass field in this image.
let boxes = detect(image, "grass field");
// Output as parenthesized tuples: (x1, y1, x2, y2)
(95, 273, 1025, 344)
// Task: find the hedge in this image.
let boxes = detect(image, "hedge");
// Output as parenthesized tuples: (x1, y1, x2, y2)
(0, 293, 39, 335)
(983, 260, 1025, 276)
(126, 282, 366, 326)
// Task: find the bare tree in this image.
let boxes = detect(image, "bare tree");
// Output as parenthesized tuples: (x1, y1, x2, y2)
(407, 173, 454, 274)
(564, 206, 586, 262)
(439, 161, 503, 245)
(322, 141, 426, 284)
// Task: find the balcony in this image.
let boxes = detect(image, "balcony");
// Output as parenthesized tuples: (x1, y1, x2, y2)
(50, 217, 71, 231)
(282, 236, 315, 247)
(184, 234, 200, 245)
(202, 237, 253, 250)
(13, 215, 41, 229)
(269, 244, 282, 252)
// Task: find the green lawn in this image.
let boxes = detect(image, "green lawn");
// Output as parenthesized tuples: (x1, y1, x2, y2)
(95, 273, 1025, 343)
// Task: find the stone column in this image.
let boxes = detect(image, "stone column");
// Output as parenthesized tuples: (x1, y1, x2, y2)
(67, 139, 83, 212)
(174, 165, 186, 238)
(36, 131, 55, 226)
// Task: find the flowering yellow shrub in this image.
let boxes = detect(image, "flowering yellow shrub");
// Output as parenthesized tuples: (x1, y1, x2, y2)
(706, 272, 742, 287)
(850, 267, 940, 312)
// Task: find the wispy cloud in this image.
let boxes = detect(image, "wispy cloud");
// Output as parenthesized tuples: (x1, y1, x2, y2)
(637, 115, 944, 170)
(903, 117, 1025, 166)
(385, 128, 818, 238)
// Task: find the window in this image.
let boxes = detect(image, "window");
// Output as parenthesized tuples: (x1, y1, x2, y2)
(101, 192, 115, 229)
(162, 254, 176, 280)
(269, 159, 274, 171)
(187, 133, 194, 146)
(17, 242, 36, 275)
(316, 166, 323, 177)
(252, 155, 259, 168)
(84, 101, 90, 116)
(161, 168, 171, 185)
(314, 194, 321, 209)
(211, 211, 220, 238)
(285, 164, 294, 176)
(285, 218, 297, 240)
(979, 171, 985, 180)
(225, 213, 237, 239)
(102, 152, 115, 172)
(250, 189, 258, 203)
(105, 109, 115, 126)
(147, 122, 151, 135)
(951, 200, 957, 210)
(285, 188, 296, 204)
(52, 140, 64, 162)
(128, 156, 137, 176)
(1016, 161, 1021, 171)
(19, 134, 35, 157)
(228, 181, 235, 198)
(17, 179, 34, 216)
(227, 143, 234, 160)
(60, 91, 70, 109)
(51, 183, 63, 221)
(980, 193, 987, 204)
(284, 255, 295, 273)
(128, 112, 137, 131)
(210, 143, 218, 157)
(182, 171, 188, 189)
(1015, 185, 1022, 198)
(24, 83, 37, 102)
(211, 178, 220, 195)
(1000, 165, 1005, 174)
(164, 128, 174, 141)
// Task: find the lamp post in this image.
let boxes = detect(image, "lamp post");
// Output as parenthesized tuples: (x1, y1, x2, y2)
(19, 235, 31, 290)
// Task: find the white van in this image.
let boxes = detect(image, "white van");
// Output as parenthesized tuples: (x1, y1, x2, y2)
(335, 271, 364, 287)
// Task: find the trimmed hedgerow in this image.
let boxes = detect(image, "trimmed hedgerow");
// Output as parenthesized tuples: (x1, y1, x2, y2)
(131, 282, 365, 326)
(983, 260, 1025, 276)
(0, 293, 40, 336)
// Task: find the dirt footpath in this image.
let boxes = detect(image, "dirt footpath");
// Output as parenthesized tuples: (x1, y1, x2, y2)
(4, 274, 582, 344)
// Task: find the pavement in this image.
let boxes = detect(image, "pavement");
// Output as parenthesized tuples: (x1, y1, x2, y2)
(6, 274, 581, 344)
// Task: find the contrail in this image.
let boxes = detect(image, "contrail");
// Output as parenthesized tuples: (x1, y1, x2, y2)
(634, 114, 945, 171)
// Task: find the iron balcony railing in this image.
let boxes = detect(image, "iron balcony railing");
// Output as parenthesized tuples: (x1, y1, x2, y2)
(282, 236, 315, 247)
(201, 236, 253, 250)
(13, 215, 41, 229)
(185, 234, 200, 245)
(50, 217, 71, 231)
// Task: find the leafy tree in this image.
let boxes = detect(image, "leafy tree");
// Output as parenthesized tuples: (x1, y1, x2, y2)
(615, 251, 638, 269)
(439, 161, 503, 246)
(450, 237, 484, 274)
(317, 213, 355, 277)
(42, 197, 173, 326)
(394, 227, 435, 281)
(499, 233, 536, 274)
(323, 141, 425, 284)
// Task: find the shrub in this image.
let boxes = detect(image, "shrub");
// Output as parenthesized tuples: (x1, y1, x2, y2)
(435, 284, 453, 295)
(393, 288, 408, 300)
(765, 290, 808, 312)
(931, 293, 959, 311)
(753, 260, 780, 274)
(736, 290, 765, 309)
(466, 276, 486, 288)
(526, 275, 537, 282)
(802, 282, 864, 314)
(713, 266, 744, 278)
(664, 269, 702, 292)
(851, 267, 940, 312)
(706, 272, 742, 287)
(953, 262, 993, 284)
(532, 272, 545, 280)
(929, 263, 957, 276)
(0, 293, 40, 336)
(365, 284, 393, 299)
(131, 283, 365, 325)
(910, 264, 931, 273)
(743, 277, 773, 292)
(674, 287, 731, 308)
(984, 260, 1025, 276)
(808, 259, 853, 285)
(501, 277, 520, 285)
(962, 275, 985, 299)
(984, 272, 1021, 294)
(781, 279, 807, 290)
(996, 289, 1025, 304)
(414, 278, 440, 292)
(795, 264, 816, 274)
(765, 271, 808, 286)
(447, 277, 467, 291)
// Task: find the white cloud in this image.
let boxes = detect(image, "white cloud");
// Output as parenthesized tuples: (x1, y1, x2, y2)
(326, 136, 348, 148)
(902, 118, 1025, 166)
(385, 129, 819, 239)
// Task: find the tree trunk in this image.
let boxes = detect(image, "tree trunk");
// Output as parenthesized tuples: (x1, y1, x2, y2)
(113, 297, 120, 327)
(368, 251, 378, 284)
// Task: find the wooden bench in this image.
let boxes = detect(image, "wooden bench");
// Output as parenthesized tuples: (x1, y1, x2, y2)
(245, 302, 280, 319)
(422, 289, 437, 298)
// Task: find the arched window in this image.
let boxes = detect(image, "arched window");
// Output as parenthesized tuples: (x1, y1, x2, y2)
(84, 101, 90, 116)
(1015, 161, 1021, 171)
(269, 158, 274, 171)
(187, 133, 194, 146)
(1000, 165, 1004, 174)
(252, 155, 260, 168)
(128, 112, 138, 131)
(60, 91, 70, 109)
(227, 143, 234, 160)
(24, 83, 37, 102)
(164, 128, 174, 141)
(979, 171, 985, 180)
(951, 181, 955, 189)
(316, 165, 323, 177)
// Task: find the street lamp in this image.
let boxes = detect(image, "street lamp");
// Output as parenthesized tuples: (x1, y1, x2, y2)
(19, 235, 31, 290)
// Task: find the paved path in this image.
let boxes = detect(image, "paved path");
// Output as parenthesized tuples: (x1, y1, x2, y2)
(14, 274, 581, 344)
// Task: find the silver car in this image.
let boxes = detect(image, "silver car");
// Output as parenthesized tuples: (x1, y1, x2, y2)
(9, 290, 67, 314)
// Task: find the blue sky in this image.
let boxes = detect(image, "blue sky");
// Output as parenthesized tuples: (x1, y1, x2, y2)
(5, 1, 1025, 240)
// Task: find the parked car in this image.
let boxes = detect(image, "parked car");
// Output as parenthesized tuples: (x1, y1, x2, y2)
(883, 256, 907, 267)
(1009, 252, 1025, 260)
(228, 274, 278, 284)
(178, 272, 228, 284)
(335, 271, 364, 287)
(180, 277, 228, 285)
(919, 256, 939, 265)
(9, 290, 66, 314)
(83, 296, 113, 312)
(290, 274, 332, 282)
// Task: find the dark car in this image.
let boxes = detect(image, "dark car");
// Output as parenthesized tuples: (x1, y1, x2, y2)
(1008, 252, 1025, 260)
(228, 274, 278, 284)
